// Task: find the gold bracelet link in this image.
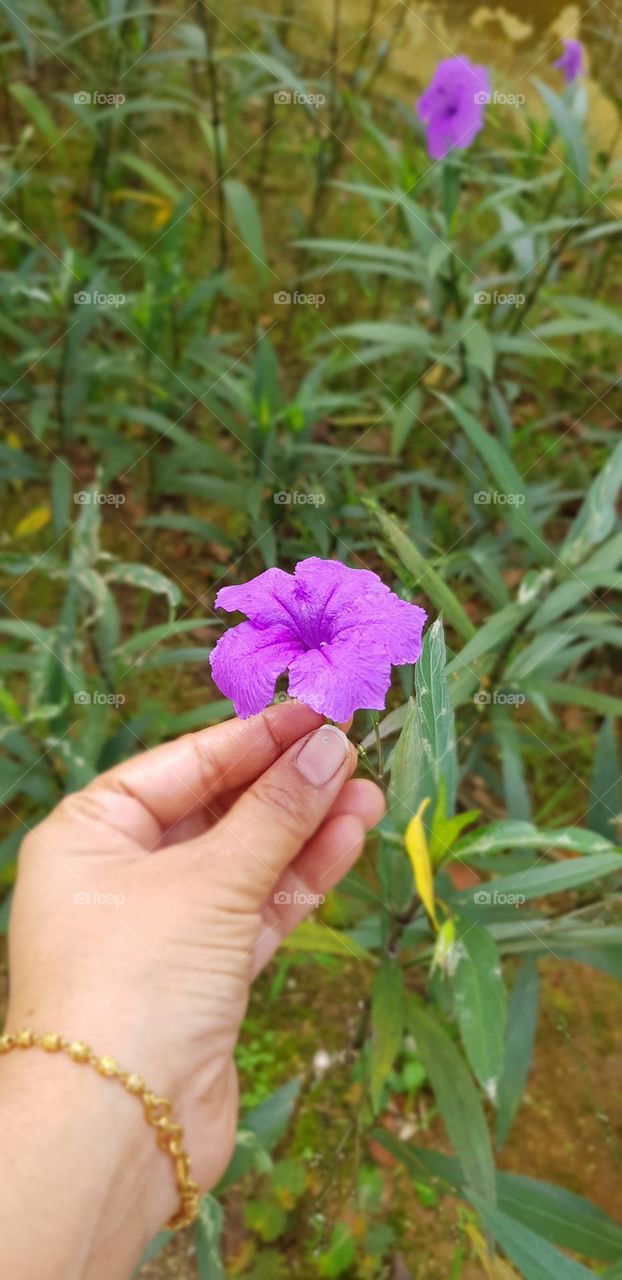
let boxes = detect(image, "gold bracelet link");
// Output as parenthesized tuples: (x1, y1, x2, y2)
(0, 1029, 200, 1230)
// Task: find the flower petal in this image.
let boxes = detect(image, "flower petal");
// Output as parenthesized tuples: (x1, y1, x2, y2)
(209, 622, 304, 718)
(214, 568, 298, 628)
(287, 634, 391, 721)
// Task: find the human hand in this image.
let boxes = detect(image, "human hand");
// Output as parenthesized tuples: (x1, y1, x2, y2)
(4, 701, 384, 1251)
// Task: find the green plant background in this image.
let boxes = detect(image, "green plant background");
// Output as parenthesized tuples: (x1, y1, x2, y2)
(1, 2, 622, 1277)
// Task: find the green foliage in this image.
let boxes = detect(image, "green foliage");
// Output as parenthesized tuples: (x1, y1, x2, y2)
(2, 5, 622, 1278)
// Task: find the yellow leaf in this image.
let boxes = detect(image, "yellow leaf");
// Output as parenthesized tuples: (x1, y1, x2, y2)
(13, 504, 51, 538)
(109, 188, 172, 227)
(6, 431, 21, 449)
(464, 1222, 521, 1278)
(404, 797, 437, 928)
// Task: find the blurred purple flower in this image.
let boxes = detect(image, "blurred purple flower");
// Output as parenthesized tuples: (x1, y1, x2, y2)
(416, 56, 490, 160)
(554, 39, 583, 83)
(210, 557, 427, 721)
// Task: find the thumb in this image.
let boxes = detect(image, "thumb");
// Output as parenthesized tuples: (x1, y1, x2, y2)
(207, 724, 357, 902)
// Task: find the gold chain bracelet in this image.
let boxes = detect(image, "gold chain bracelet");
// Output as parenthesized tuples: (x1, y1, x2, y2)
(0, 1029, 200, 1230)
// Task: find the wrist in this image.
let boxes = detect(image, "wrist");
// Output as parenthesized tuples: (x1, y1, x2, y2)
(0, 1034, 178, 1279)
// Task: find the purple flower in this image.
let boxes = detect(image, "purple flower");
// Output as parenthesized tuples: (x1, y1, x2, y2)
(554, 39, 583, 83)
(416, 56, 490, 160)
(210, 557, 427, 721)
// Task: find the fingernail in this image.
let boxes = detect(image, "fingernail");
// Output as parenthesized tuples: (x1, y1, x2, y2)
(296, 725, 349, 787)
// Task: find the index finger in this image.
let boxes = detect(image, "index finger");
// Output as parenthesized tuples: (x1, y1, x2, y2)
(84, 700, 325, 843)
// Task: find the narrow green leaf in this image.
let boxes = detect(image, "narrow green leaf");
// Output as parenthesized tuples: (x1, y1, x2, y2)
(588, 719, 621, 842)
(372, 503, 475, 641)
(450, 922, 507, 1099)
(223, 179, 269, 284)
(10, 83, 60, 143)
(455, 853, 622, 904)
(407, 1001, 496, 1204)
(410, 618, 457, 818)
(438, 392, 545, 561)
(453, 819, 618, 860)
(496, 1173, 622, 1263)
(496, 957, 539, 1148)
(561, 439, 622, 566)
(281, 919, 373, 961)
(370, 959, 404, 1110)
(196, 1195, 224, 1280)
(469, 1193, 597, 1279)
(462, 321, 495, 380)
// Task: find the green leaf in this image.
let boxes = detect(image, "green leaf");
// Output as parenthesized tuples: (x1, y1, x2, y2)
(495, 1173, 622, 1264)
(371, 1140, 622, 1263)
(370, 958, 404, 1110)
(462, 321, 495, 381)
(388, 697, 421, 830)
(120, 152, 183, 203)
(371, 503, 476, 641)
(588, 719, 621, 842)
(453, 819, 618, 859)
(438, 392, 545, 561)
(9, 83, 60, 143)
(455, 853, 622, 904)
(531, 680, 622, 718)
(244, 1197, 288, 1243)
(407, 1000, 496, 1204)
(450, 922, 507, 1099)
(560, 439, 622, 567)
(529, 532, 622, 629)
(496, 957, 539, 1148)
(224, 179, 269, 285)
(469, 1193, 598, 1279)
(446, 601, 533, 683)
(105, 562, 181, 613)
(280, 919, 373, 961)
(534, 78, 589, 184)
(218, 1078, 301, 1190)
(196, 1195, 224, 1280)
(318, 1222, 356, 1277)
(411, 617, 458, 818)
(244, 1078, 302, 1153)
